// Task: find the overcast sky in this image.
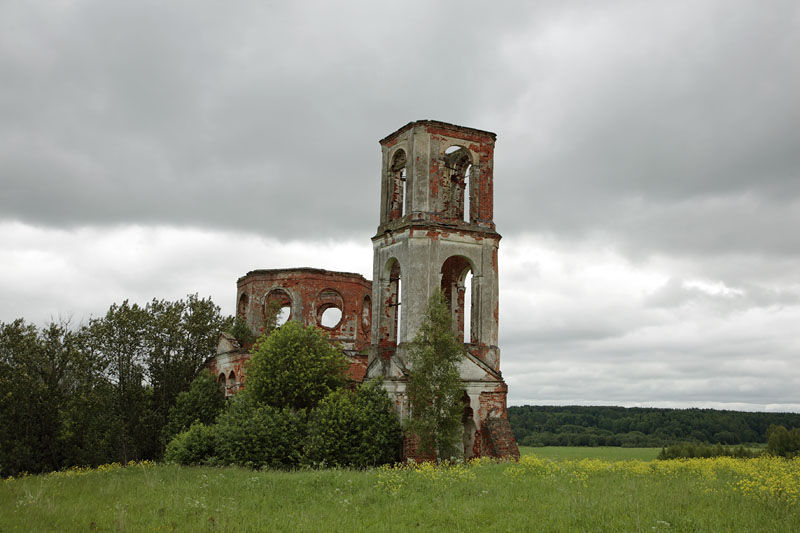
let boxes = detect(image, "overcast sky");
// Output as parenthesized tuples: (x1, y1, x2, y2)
(2, 1, 798, 412)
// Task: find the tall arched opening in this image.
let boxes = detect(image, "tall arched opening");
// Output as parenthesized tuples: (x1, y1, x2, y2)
(390, 149, 407, 220)
(381, 258, 402, 348)
(444, 146, 473, 222)
(440, 255, 475, 343)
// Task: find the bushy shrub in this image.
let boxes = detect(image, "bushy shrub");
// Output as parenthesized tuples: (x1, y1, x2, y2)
(164, 321, 405, 471)
(767, 425, 800, 458)
(214, 396, 306, 469)
(305, 380, 402, 468)
(162, 370, 226, 443)
(657, 442, 761, 460)
(164, 422, 218, 465)
(228, 316, 256, 345)
(245, 321, 348, 411)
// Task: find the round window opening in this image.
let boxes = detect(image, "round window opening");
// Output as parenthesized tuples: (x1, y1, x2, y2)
(320, 306, 343, 328)
(315, 289, 344, 330)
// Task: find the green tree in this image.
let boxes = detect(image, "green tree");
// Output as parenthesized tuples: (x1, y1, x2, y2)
(86, 300, 154, 463)
(405, 290, 465, 461)
(57, 323, 117, 469)
(213, 396, 306, 469)
(162, 370, 226, 443)
(767, 425, 800, 458)
(146, 295, 230, 451)
(304, 380, 403, 468)
(163, 422, 218, 466)
(0, 319, 58, 475)
(244, 320, 348, 410)
(229, 316, 256, 345)
(0, 319, 116, 475)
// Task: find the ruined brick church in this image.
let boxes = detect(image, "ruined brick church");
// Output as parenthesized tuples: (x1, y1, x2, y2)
(209, 120, 519, 460)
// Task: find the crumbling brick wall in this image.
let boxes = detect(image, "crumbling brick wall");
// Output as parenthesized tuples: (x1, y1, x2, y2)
(237, 268, 372, 352)
(207, 268, 373, 393)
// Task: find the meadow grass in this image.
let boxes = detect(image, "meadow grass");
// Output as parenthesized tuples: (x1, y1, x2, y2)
(519, 446, 661, 461)
(2, 455, 798, 532)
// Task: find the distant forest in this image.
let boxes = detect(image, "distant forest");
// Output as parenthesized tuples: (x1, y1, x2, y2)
(508, 405, 800, 447)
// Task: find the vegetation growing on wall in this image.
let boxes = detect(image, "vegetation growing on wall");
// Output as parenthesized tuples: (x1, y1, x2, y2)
(405, 291, 466, 461)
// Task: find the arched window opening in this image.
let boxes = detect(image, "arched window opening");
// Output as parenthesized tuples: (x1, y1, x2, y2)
(464, 269, 473, 343)
(237, 293, 249, 318)
(444, 146, 472, 221)
(462, 391, 477, 459)
(361, 295, 372, 334)
(265, 289, 292, 328)
(315, 289, 344, 330)
(396, 277, 403, 343)
(440, 255, 474, 343)
(218, 373, 227, 393)
(276, 306, 290, 326)
(382, 260, 402, 346)
(320, 307, 342, 328)
(400, 167, 407, 217)
(464, 164, 471, 222)
(228, 371, 236, 394)
(390, 150, 407, 220)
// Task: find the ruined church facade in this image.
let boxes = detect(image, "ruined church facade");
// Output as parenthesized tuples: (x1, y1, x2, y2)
(210, 120, 518, 460)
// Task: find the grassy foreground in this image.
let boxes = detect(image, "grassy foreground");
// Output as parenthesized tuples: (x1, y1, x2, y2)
(518, 446, 661, 461)
(2, 456, 799, 532)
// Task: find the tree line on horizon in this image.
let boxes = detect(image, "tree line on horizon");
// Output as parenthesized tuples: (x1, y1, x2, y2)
(509, 405, 800, 448)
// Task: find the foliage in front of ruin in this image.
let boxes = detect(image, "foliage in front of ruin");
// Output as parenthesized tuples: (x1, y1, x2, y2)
(244, 320, 349, 411)
(304, 380, 403, 468)
(163, 395, 308, 470)
(165, 321, 402, 469)
(405, 290, 466, 461)
(163, 422, 217, 466)
(213, 396, 307, 469)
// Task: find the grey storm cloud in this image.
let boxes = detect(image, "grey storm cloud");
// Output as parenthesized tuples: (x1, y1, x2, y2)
(0, 1, 538, 237)
(3, 1, 796, 250)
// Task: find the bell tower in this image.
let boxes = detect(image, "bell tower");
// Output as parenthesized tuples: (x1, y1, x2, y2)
(367, 120, 518, 459)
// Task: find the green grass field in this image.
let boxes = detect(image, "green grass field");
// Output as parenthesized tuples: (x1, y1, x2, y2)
(519, 446, 661, 461)
(2, 454, 798, 532)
